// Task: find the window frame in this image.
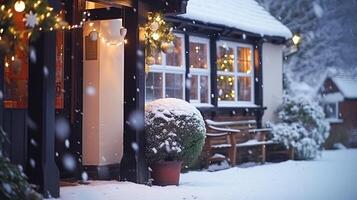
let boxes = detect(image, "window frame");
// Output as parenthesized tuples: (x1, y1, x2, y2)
(145, 33, 186, 102)
(216, 40, 255, 107)
(188, 36, 212, 106)
(324, 102, 342, 123)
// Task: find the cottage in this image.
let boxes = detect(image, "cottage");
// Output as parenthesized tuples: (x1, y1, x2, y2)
(318, 75, 357, 148)
(0, 0, 291, 197)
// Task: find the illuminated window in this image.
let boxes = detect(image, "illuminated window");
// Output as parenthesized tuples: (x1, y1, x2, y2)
(189, 36, 210, 105)
(217, 41, 254, 106)
(3, 13, 29, 109)
(145, 34, 185, 102)
(323, 103, 339, 120)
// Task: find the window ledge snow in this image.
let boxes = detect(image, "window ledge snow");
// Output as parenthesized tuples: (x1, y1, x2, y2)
(218, 102, 258, 108)
(327, 119, 344, 124)
(191, 103, 214, 108)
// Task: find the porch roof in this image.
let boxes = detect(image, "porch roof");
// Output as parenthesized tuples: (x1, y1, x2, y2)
(178, 0, 292, 39)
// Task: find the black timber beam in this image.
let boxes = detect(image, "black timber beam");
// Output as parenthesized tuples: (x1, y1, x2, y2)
(0, 54, 3, 129)
(25, 0, 60, 198)
(120, 1, 148, 184)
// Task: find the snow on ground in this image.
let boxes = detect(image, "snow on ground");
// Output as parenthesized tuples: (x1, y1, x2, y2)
(56, 149, 357, 200)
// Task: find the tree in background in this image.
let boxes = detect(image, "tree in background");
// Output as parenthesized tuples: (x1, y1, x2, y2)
(258, 0, 357, 86)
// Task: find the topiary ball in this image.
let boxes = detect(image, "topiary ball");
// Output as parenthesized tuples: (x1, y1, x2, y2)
(145, 98, 206, 166)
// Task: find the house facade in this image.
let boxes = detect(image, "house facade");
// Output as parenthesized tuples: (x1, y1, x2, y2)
(319, 76, 357, 148)
(0, 0, 291, 198)
(148, 0, 291, 124)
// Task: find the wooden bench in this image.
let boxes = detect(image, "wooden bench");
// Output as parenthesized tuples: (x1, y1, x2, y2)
(204, 119, 274, 167)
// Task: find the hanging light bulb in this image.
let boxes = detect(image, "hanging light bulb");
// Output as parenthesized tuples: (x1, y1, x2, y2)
(292, 34, 301, 46)
(14, 0, 26, 13)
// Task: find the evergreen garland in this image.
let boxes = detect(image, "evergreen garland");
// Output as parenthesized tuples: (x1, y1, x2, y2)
(0, 0, 66, 57)
(144, 12, 175, 67)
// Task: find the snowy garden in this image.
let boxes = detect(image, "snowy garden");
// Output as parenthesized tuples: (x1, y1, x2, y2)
(56, 149, 357, 200)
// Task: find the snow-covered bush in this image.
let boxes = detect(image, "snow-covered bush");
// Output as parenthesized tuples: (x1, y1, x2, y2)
(271, 95, 330, 160)
(145, 98, 206, 166)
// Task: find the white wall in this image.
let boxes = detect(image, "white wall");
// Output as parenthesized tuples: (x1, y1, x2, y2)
(262, 43, 284, 123)
(83, 19, 124, 166)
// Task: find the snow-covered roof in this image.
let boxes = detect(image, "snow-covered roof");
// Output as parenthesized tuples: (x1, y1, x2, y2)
(331, 76, 357, 99)
(179, 0, 292, 39)
(322, 92, 344, 103)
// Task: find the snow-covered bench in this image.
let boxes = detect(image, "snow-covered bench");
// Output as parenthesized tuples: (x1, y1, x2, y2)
(204, 119, 273, 167)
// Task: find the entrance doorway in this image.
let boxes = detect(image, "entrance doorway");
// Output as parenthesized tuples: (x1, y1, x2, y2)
(54, 3, 126, 180)
(82, 18, 125, 168)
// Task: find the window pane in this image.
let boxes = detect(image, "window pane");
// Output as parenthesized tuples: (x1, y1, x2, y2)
(152, 51, 163, 65)
(324, 103, 337, 119)
(4, 51, 28, 108)
(166, 37, 183, 67)
(200, 76, 209, 103)
(237, 77, 251, 101)
(238, 47, 252, 74)
(217, 75, 235, 101)
(165, 73, 183, 99)
(190, 75, 198, 100)
(217, 45, 234, 72)
(189, 41, 208, 69)
(145, 72, 163, 101)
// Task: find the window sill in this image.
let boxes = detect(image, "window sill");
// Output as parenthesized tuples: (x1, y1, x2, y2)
(327, 119, 344, 124)
(218, 102, 258, 108)
(191, 103, 214, 108)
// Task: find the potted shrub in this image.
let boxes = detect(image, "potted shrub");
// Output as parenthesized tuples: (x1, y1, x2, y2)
(145, 98, 206, 186)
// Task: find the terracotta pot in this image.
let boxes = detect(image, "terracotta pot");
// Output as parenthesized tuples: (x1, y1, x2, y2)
(150, 161, 182, 186)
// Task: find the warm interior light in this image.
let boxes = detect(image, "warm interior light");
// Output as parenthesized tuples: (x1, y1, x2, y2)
(14, 1, 26, 12)
(292, 34, 301, 46)
(152, 32, 160, 40)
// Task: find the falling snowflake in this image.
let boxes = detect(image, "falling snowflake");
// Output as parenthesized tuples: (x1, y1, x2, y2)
(131, 142, 139, 152)
(86, 86, 96, 96)
(62, 154, 76, 171)
(81, 171, 89, 181)
(65, 139, 70, 149)
(55, 117, 70, 140)
(43, 66, 49, 77)
(128, 110, 144, 131)
(29, 158, 36, 168)
(24, 11, 39, 28)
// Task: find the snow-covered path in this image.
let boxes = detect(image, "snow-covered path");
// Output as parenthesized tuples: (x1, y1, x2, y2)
(57, 149, 357, 200)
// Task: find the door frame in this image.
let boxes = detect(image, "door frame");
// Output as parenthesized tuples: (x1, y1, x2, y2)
(55, 2, 125, 179)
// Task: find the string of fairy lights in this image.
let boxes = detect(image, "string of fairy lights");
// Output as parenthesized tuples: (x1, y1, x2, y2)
(0, 0, 129, 68)
(217, 47, 236, 101)
(1, 1, 175, 75)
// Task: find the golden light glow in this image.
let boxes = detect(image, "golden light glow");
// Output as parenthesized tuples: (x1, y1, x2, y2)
(14, 1, 25, 13)
(152, 32, 160, 41)
(292, 34, 301, 45)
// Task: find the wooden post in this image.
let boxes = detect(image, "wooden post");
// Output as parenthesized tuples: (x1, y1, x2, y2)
(26, 31, 60, 198)
(228, 134, 236, 166)
(0, 54, 3, 128)
(290, 148, 295, 160)
(261, 145, 266, 164)
(210, 34, 218, 107)
(25, 0, 61, 197)
(120, 2, 148, 183)
(184, 33, 190, 102)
